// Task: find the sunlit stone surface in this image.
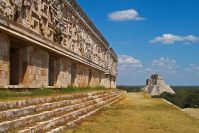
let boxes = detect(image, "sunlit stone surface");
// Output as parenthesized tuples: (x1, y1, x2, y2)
(143, 74, 175, 96)
(0, 0, 117, 88)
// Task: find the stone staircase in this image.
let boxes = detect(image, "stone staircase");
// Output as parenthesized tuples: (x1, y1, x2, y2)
(0, 90, 126, 133)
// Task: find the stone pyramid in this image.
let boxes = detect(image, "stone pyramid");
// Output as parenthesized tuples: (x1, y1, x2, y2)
(142, 74, 175, 96)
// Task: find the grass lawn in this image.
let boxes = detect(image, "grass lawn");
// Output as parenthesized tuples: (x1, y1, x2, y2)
(0, 86, 110, 101)
(67, 93, 199, 133)
(183, 108, 199, 119)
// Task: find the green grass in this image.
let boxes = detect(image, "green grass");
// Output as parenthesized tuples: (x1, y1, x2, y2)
(0, 86, 111, 101)
(67, 93, 199, 133)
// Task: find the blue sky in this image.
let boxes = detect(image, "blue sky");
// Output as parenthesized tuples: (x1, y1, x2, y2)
(77, 0, 199, 86)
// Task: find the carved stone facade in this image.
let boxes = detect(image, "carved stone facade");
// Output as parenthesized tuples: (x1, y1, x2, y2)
(0, 0, 117, 88)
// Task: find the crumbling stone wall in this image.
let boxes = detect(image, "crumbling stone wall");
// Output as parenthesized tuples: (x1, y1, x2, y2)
(0, 33, 9, 86)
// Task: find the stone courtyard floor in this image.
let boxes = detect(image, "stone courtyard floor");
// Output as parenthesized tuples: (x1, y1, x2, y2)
(67, 93, 199, 133)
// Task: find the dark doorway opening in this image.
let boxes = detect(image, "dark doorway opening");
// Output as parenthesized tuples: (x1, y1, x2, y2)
(88, 68, 92, 85)
(71, 63, 77, 85)
(49, 57, 56, 86)
(10, 48, 21, 85)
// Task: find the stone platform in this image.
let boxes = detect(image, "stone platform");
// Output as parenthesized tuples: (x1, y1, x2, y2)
(0, 90, 126, 133)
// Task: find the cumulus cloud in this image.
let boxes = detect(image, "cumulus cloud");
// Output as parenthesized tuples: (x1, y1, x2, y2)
(118, 55, 143, 69)
(150, 34, 199, 44)
(144, 57, 178, 75)
(117, 56, 178, 85)
(185, 64, 199, 72)
(108, 9, 145, 21)
(152, 57, 177, 70)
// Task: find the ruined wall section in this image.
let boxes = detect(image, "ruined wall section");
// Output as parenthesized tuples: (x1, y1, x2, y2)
(0, 33, 9, 86)
(55, 57, 72, 87)
(26, 46, 49, 87)
(73, 63, 89, 87)
(89, 69, 101, 87)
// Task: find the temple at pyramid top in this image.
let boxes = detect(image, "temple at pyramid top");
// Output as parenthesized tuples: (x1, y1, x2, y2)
(143, 74, 175, 96)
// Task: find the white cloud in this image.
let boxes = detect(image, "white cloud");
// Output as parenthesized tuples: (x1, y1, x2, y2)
(150, 34, 199, 44)
(152, 57, 177, 70)
(185, 64, 199, 73)
(118, 55, 143, 69)
(108, 9, 145, 21)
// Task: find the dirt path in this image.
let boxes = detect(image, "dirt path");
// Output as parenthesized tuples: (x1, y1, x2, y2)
(67, 93, 199, 133)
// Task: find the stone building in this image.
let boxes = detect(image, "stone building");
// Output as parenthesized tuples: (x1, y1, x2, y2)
(0, 0, 117, 88)
(143, 74, 175, 96)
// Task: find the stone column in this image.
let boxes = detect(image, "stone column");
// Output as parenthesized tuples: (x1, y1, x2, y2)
(55, 57, 71, 88)
(21, 45, 49, 88)
(0, 33, 10, 86)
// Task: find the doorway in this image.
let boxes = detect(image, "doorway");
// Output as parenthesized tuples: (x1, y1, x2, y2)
(71, 63, 77, 85)
(10, 48, 21, 85)
(49, 57, 56, 86)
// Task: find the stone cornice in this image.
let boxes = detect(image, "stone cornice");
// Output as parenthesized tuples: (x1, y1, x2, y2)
(109, 48, 118, 60)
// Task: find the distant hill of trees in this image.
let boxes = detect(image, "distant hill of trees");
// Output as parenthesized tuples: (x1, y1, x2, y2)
(117, 86, 143, 92)
(153, 86, 199, 108)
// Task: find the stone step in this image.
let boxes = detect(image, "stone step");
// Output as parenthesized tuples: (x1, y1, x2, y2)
(0, 92, 117, 132)
(0, 92, 111, 122)
(0, 90, 112, 111)
(47, 94, 125, 133)
(18, 94, 122, 133)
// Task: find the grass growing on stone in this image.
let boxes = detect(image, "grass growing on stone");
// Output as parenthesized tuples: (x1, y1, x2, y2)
(0, 86, 110, 101)
(67, 93, 199, 133)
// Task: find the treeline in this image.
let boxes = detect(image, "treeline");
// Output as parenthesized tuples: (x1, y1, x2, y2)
(154, 86, 199, 108)
(117, 86, 143, 92)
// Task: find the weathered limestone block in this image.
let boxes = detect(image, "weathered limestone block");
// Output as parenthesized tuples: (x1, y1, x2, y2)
(55, 57, 71, 87)
(0, 90, 111, 111)
(104, 75, 111, 88)
(0, 32, 10, 85)
(73, 63, 89, 87)
(17, 93, 120, 133)
(89, 69, 101, 87)
(26, 46, 49, 87)
(110, 76, 116, 88)
(99, 73, 106, 86)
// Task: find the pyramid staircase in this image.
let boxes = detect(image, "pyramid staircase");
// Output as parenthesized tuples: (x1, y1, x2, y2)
(0, 90, 126, 133)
